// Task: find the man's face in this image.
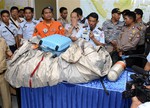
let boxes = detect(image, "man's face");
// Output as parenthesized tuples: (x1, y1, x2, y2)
(135, 13, 141, 21)
(88, 16, 98, 30)
(42, 9, 53, 20)
(70, 12, 79, 23)
(112, 13, 121, 21)
(1, 13, 10, 23)
(61, 10, 68, 19)
(124, 16, 133, 26)
(24, 9, 33, 20)
(11, 9, 19, 19)
(19, 10, 24, 17)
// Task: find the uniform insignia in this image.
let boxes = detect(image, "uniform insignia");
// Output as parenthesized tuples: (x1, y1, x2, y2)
(43, 28, 48, 33)
(129, 37, 132, 40)
(98, 27, 102, 31)
(83, 26, 88, 28)
(132, 30, 136, 34)
(137, 27, 141, 31)
(83, 30, 88, 34)
(2, 31, 7, 33)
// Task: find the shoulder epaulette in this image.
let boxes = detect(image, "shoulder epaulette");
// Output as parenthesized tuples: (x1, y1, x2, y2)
(83, 25, 88, 28)
(98, 27, 102, 31)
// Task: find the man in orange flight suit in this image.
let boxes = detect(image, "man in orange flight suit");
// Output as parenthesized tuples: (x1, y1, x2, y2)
(33, 6, 65, 38)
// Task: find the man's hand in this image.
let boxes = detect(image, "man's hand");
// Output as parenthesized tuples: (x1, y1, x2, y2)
(89, 31, 94, 39)
(118, 51, 123, 57)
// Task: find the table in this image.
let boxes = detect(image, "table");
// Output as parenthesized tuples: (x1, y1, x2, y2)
(21, 70, 131, 108)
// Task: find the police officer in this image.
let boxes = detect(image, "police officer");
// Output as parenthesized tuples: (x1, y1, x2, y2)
(116, 11, 140, 67)
(0, 37, 13, 108)
(33, 6, 64, 38)
(70, 12, 105, 47)
(102, 8, 124, 52)
(0, 10, 18, 53)
(65, 11, 83, 37)
(57, 7, 69, 27)
(18, 7, 39, 41)
(134, 8, 147, 54)
(102, 8, 124, 64)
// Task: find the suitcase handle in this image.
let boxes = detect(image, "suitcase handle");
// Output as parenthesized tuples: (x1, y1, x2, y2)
(39, 40, 43, 45)
(55, 45, 59, 51)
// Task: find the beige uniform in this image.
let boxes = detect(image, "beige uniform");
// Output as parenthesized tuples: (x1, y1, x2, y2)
(0, 37, 12, 108)
(117, 26, 140, 51)
(57, 17, 69, 27)
(135, 21, 147, 45)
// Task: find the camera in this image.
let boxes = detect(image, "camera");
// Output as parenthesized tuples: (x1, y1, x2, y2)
(122, 65, 150, 103)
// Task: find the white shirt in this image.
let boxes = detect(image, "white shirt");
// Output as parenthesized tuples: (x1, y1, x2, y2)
(76, 26, 105, 47)
(18, 19, 39, 40)
(0, 22, 18, 45)
(147, 52, 150, 62)
(138, 102, 150, 108)
(65, 23, 83, 37)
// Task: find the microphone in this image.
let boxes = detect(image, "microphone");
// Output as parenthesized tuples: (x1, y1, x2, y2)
(90, 27, 93, 31)
(132, 65, 149, 76)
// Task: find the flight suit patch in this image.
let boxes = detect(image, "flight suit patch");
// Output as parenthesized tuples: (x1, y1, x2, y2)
(43, 28, 48, 33)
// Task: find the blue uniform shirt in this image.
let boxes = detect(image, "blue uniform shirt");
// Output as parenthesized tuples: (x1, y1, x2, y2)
(18, 19, 39, 40)
(76, 26, 105, 47)
(0, 22, 18, 46)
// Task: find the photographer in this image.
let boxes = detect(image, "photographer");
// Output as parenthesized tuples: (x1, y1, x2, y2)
(131, 52, 150, 108)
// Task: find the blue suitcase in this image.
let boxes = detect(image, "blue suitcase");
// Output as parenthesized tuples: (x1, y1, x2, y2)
(39, 34, 72, 57)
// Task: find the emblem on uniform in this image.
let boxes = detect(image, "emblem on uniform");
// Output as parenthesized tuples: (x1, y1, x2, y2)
(59, 26, 63, 30)
(129, 37, 132, 40)
(43, 28, 48, 33)
(132, 30, 136, 34)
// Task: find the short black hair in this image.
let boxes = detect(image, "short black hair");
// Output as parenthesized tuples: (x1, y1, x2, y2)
(24, 7, 34, 13)
(71, 11, 79, 17)
(87, 12, 99, 21)
(19, 9, 24, 12)
(42, 6, 53, 14)
(59, 7, 67, 13)
(1, 10, 10, 16)
(10, 6, 19, 12)
(122, 9, 130, 15)
(73, 7, 83, 16)
(134, 8, 143, 18)
(124, 11, 136, 22)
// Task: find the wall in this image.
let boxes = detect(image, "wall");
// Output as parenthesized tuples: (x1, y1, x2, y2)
(35, 0, 56, 19)
(57, 0, 80, 21)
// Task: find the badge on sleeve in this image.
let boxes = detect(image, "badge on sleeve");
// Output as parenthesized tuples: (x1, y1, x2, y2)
(43, 28, 48, 33)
